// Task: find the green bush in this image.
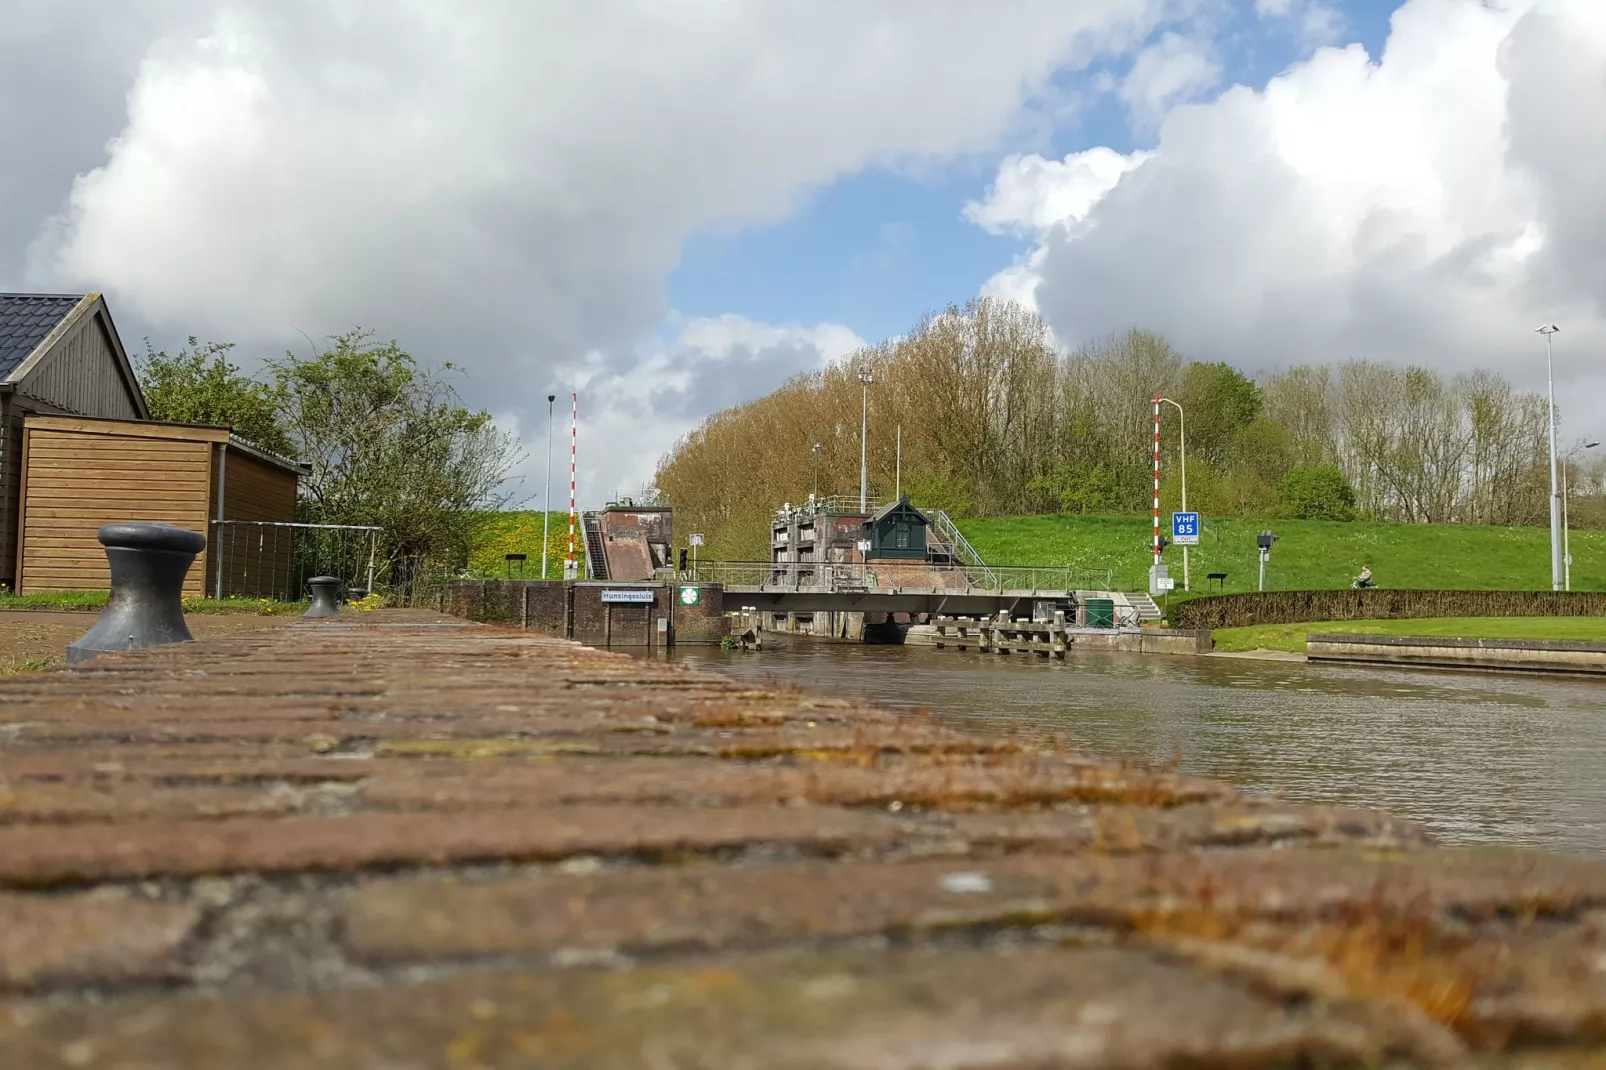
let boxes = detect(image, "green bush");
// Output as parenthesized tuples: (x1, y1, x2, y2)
(1277, 464, 1357, 521)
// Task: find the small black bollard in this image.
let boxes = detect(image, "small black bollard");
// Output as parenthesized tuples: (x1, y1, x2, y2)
(304, 576, 344, 619)
(67, 523, 207, 664)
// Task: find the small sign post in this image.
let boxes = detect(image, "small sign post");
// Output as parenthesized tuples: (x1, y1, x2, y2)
(688, 533, 704, 578)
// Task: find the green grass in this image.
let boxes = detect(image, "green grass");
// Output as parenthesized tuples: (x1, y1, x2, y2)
(1213, 616, 1606, 654)
(956, 514, 1606, 595)
(467, 511, 588, 580)
(0, 591, 304, 614)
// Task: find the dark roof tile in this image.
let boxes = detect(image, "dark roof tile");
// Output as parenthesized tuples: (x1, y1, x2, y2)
(0, 293, 87, 380)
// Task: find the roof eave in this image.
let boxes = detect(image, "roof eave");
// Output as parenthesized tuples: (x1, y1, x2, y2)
(225, 434, 310, 476)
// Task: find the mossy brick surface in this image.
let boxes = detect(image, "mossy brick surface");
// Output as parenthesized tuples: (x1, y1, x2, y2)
(0, 610, 1603, 1065)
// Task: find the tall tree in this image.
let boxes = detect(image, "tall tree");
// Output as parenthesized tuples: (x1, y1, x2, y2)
(137, 338, 294, 456)
(1177, 361, 1262, 466)
(653, 301, 1568, 552)
(270, 331, 522, 596)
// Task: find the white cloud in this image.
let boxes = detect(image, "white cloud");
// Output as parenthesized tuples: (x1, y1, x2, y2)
(558, 316, 867, 501)
(1255, 0, 1344, 49)
(970, 0, 1606, 416)
(1119, 32, 1223, 126)
(963, 147, 1151, 237)
(15, 0, 1180, 503)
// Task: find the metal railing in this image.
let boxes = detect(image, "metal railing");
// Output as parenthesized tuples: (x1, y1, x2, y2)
(775, 494, 873, 519)
(210, 521, 381, 601)
(688, 560, 1096, 593)
(929, 510, 999, 588)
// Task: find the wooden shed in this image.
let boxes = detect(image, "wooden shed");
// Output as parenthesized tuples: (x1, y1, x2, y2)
(0, 292, 149, 585)
(16, 415, 305, 597)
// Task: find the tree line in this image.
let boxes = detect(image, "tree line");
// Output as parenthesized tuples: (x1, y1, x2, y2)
(654, 298, 1603, 559)
(137, 332, 521, 597)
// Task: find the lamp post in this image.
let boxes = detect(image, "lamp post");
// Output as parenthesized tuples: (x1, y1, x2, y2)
(1563, 439, 1600, 592)
(1537, 325, 1563, 591)
(811, 442, 821, 498)
(1158, 397, 1188, 591)
(858, 371, 874, 514)
(542, 393, 555, 579)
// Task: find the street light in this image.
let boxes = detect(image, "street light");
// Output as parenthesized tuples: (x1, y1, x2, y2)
(542, 393, 555, 579)
(811, 442, 822, 499)
(1563, 439, 1600, 591)
(1158, 397, 1188, 591)
(858, 372, 874, 514)
(1537, 325, 1563, 590)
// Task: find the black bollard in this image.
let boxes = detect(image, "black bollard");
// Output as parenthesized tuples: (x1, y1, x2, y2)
(66, 523, 207, 664)
(303, 576, 344, 619)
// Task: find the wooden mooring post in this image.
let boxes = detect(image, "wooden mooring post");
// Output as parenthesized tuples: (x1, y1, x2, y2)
(935, 610, 1070, 658)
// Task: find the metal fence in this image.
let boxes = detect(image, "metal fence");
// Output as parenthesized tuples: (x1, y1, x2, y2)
(209, 521, 382, 601)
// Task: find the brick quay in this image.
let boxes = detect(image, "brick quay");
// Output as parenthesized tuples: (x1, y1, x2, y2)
(2, 610, 1605, 1066)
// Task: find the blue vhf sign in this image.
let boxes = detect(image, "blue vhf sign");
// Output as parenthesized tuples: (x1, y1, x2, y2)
(1171, 512, 1200, 546)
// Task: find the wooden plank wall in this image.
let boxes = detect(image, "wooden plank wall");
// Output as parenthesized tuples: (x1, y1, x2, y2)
(18, 427, 212, 596)
(0, 401, 23, 588)
(211, 450, 300, 600)
(18, 314, 143, 422)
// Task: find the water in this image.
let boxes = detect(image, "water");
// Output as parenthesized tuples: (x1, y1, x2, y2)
(668, 643, 1606, 858)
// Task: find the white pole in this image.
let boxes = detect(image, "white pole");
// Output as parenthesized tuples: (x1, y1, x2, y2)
(1160, 398, 1188, 592)
(1180, 412, 1188, 593)
(895, 424, 901, 501)
(859, 373, 872, 513)
(1542, 327, 1562, 591)
(1563, 457, 1572, 592)
(1562, 441, 1600, 591)
(542, 393, 554, 579)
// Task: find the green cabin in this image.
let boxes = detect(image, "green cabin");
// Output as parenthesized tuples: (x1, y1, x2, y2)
(862, 496, 929, 561)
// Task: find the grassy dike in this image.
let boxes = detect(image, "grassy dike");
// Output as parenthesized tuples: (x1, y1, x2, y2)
(1211, 616, 1606, 655)
(467, 511, 589, 580)
(956, 514, 1606, 595)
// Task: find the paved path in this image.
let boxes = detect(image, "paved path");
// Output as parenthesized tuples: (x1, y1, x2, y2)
(1, 610, 1603, 1067)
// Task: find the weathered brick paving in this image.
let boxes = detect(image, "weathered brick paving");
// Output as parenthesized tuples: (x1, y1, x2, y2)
(1, 610, 1604, 1067)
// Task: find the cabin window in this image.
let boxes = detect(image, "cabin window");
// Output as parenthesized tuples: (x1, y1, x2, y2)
(894, 523, 910, 549)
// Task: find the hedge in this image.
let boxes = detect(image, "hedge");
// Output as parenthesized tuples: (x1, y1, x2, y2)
(1171, 589, 1606, 630)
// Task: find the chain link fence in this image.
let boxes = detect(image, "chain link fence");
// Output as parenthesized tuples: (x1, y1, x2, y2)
(209, 522, 381, 602)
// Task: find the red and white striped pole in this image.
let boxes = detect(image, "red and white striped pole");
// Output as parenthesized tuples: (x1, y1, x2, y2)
(567, 391, 577, 577)
(1153, 396, 1161, 564)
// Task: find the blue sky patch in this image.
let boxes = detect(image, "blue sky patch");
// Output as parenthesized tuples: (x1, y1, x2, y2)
(666, 0, 1406, 345)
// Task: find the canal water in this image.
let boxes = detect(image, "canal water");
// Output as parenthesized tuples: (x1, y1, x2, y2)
(669, 643, 1606, 859)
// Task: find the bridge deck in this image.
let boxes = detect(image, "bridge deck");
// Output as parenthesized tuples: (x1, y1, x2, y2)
(0, 610, 1603, 1065)
(722, 584, 1077, 614)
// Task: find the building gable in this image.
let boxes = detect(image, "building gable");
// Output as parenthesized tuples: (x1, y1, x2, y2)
(4, 293, 148, 420)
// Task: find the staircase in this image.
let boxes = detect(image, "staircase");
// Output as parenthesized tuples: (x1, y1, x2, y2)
(928, 510, 998, 588)
(581, 513, 608, 580)
(1126, 593, 1163, 623)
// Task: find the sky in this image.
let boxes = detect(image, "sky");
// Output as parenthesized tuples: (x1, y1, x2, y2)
(2, 0, 1602, 507)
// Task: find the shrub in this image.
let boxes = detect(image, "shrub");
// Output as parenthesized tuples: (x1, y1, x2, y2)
(1278, 464, 1357, 521)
